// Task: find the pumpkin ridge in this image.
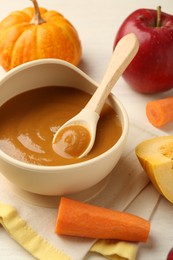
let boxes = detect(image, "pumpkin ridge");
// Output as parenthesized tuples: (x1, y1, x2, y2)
(0, 24, 30, 70)
(10, 29, 28, 69)
(42, 10, 64, 21)
(13, 10, 33, 22)
(1, 11, 32, 29)
(10, 25, 37, 69)
(40, 10, 81, 62)
(34, 24, 46, 58)
(50, 22, 81, 64)
(35, 23, 66, 59)
(53, 23, 79, 63)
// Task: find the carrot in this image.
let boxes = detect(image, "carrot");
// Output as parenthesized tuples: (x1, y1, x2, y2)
(56, 197, 150, 243)
(146, 96, 173, 128)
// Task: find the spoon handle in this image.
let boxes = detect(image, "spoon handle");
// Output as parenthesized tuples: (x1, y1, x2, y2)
(85, 33, 139, 114)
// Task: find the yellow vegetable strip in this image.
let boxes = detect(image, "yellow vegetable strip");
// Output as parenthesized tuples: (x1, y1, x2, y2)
(90, 239, 138, 260)
(0, 203, 71, 260)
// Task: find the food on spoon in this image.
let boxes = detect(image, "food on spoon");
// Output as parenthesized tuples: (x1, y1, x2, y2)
(0, 0, 81, 71)
(113, 6, 173, 93)
(56, 197, 150, 242)
(136, 136, 173, 203)
(53, 125, 91, 158)
(146, 97, 173, 128)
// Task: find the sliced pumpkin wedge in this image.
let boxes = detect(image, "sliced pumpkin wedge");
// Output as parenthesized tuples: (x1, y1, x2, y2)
(136, 136, 173, 203)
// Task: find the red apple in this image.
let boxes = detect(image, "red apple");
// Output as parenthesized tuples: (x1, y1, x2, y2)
(113, 7, 173, 94)
(167, 247, 173, 260)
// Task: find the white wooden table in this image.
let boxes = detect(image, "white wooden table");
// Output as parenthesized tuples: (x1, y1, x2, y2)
(0, 0, 173, 259)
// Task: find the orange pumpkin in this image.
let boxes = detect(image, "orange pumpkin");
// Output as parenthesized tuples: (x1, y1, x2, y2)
(0, 0, 82, 71)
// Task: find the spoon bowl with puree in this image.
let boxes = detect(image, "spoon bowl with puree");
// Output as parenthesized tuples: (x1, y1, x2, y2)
(53, 33, 139, 159)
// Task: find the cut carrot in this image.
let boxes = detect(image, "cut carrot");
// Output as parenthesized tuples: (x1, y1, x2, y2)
(146, 96, 173, 128)
(56, 197, 150, 243)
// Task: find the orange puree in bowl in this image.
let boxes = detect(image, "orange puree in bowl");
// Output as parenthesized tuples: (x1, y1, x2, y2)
(0, 86, 122, 166)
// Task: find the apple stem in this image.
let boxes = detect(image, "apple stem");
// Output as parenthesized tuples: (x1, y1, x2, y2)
(30, 0, 46, 25)
(156, 6, 161, 27)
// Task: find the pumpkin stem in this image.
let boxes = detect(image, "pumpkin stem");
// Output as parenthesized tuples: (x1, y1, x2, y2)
(30, 0, 46, 25)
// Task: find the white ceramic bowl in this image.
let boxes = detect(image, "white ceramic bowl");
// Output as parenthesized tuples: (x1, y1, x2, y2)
(0, 59, 129, 196)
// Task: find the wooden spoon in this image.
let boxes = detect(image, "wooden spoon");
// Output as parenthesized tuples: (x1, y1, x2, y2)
(52, 33, 139, 158)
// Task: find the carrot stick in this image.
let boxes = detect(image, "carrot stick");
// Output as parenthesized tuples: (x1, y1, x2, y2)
(56, 197, 150, 242)
(146, 96, 173, 128)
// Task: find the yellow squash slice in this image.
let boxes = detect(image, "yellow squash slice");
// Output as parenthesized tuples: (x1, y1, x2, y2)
(136, 136, 173, 203)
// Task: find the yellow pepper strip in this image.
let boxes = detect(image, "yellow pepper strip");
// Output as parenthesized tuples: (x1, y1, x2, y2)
(0, 203, 71, 260)
(90, 239, 138, 260)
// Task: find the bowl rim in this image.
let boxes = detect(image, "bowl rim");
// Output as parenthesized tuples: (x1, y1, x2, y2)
(0, 59, 129, 171)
